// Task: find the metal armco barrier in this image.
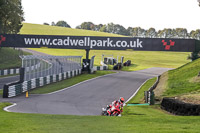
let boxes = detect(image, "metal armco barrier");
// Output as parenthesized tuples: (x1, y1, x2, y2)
(0, 68, 20, 76)
(144, 75, 161, 105)
(92, 66, 108, 71)
(144, 91, 155, 105)
(3, 69, 82, 98)
(3, 55, 82, 98)
(21, 55, 82, 81)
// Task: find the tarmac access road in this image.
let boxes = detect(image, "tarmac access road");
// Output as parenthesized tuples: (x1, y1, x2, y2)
(1, 67, 172, 116)
(0, 75, 20, 90)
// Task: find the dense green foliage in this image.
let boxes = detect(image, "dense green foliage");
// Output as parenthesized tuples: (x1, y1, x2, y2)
(56, 20, 71, 28)
(164, 58, 200, 97)
(0, 0, 24, 34)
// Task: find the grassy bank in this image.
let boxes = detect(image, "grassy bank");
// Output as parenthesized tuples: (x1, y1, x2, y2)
(20, 23, 124, 37)
(163, 58, 200, 97)
(0, 48, 32, 70)
(30, 48, 190, 71)
(0, 48, 22, 70)
(154, 58, 200, 104)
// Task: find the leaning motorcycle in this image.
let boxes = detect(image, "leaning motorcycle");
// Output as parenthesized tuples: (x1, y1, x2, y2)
(102, 105, 122, 116)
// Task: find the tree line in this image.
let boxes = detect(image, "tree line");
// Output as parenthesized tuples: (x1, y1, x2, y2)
(46, 21, 200, 40)
(0, 0, 199, 40)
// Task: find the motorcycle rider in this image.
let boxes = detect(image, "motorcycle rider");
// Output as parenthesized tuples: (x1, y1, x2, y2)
(106, 97, 125, 115)
(112, 97, 125, 112)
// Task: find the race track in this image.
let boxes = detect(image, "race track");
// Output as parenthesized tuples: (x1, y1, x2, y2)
(1, 67, 171, 116)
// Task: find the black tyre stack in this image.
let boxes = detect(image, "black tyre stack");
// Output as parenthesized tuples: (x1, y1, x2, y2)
(161, 98, 200, 116)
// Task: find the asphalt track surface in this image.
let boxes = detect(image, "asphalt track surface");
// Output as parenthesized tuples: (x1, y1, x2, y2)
(1, 67, 171, 116)
(0, 75, 19, 90)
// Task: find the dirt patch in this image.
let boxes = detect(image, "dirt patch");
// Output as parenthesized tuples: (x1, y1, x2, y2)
(154, 72, 168, 100)
(177, 94, 200, 104)
(189, 76, 200, 83)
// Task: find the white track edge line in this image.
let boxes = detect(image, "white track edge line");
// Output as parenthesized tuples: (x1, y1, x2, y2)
(3, 103, 17, 112)
(125, 78, 150, 105)
(43, 72, 119, 95)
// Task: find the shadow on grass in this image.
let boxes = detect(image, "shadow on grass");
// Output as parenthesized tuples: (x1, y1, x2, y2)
(126, 113, 146, 116)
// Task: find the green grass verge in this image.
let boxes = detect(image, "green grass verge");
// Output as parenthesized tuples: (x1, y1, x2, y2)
(30, 71, 115, 94)
(0, 89, 2, 96)
(163, 58, 200, 97)
(127, 77, 157, 104)
(0, 48, 22, 70)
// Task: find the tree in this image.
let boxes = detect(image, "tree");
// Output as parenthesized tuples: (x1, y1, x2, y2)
(131, 27, 146, 37)
(51, 22, 56, 26)
(101, 23, 128, 35)
(175, 28, 189, 38)
(190, 29, 200, 40)
(75, 25, 81, 29)
(158, 28, 173, 38)
(127, 27, 133, 36)
(79, 22, 94, 30)
(93, 24, 103, 31)
(146, 28, 157, 38)
(56, 21, 71, 28)
(99, 25, 107, 32)
(0, 0, 24, 34)
(43, 23, 49, 25)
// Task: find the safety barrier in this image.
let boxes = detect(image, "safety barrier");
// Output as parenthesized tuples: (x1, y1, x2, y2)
(149, 75, 161, 91)
(144, 75, 161, 105)
(3, 69, 82, 98)
(92, 66, 108, 72)
(0, 68, 20, 76)
(161, 97, 200, 116)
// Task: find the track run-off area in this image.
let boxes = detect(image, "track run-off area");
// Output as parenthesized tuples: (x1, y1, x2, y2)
(1, 67, 171, 116)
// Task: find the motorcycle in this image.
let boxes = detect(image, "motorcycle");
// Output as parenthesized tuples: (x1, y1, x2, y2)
(102, 104, 122, 116)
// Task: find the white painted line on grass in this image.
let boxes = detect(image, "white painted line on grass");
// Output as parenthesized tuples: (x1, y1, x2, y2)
(3, 103, 17, 112)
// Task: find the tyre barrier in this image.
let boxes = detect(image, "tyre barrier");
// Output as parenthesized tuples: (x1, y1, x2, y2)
(113, 63, 122, 70)
(3, 69, 82, 98)
(0, 68, 20, 76)
(123, 60, 131, 66)
(161, 97, 200, 116)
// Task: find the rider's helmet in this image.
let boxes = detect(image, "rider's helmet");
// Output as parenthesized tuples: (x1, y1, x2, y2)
(120, 97, 125, 103)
